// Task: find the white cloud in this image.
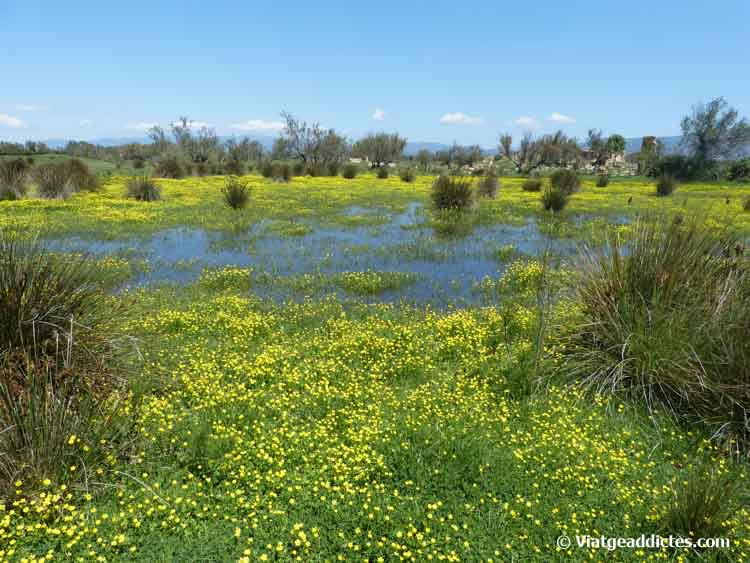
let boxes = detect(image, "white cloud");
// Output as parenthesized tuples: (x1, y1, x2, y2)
(547, 112, 576, 124)
(124, 122, 157, 130)
(372, 108, 386, 121)
(0, 113, 27, 128)
(16, 104, 48, 112)
(171, 119, 213, 129)
(229, 119, 285, 132)
(511, 116, 541, 130)
(440, 112, 483, 125)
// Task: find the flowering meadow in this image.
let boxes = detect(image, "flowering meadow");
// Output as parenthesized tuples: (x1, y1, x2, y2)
(2, 173, 750, 561)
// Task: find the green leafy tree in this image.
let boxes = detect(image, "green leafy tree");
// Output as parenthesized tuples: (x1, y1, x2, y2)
(352, 133, 407, 167)
(680, 97, 750, 164)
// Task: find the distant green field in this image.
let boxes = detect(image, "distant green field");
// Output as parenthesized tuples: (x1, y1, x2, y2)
(0, 153, 144, 175)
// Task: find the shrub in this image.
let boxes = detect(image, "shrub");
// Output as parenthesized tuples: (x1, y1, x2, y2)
(656, 174, 677, 196)
(275, 163, 292, 182)
(0, 231, 127, 493)
(399, 168, 416, 183)
(0, 158, 29, 200)
(292, 161, 305, 176)
(596, 174, 610, 187)
(326, 162, 340, 177)
(727, 158, 750, 182)
(376, 166, 389, 179)
(522, 178, 542, 192)
(541, 186, 569, 212)
(132, 156, 145, 169)
(223, 158, 244, 176)
(561, 217, 750, 448)
(305, 163, 324, 177)
(342, 163, 358, 179)
(154, 156, 185, 179)
(195, 162, 209, 176)
(431, 175, 473, 210)
(34, 163, 72, 199)
(62, 158, 99, 192)
(477, 171, 499, 198)
(549, 168, 580, 194)
(744, 196, 750, 211)
(650, 154, 722, 181)
(661, 461, 738, 540)
(126, 176, 161, 201)
(222, 176, 250, 210)
(260, 160, 274, 178)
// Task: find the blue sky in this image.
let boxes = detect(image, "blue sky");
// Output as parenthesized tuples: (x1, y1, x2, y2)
(1, 0, 748, 146)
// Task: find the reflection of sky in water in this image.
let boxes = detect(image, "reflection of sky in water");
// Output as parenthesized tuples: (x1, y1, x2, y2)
(46, 202, 580, 307)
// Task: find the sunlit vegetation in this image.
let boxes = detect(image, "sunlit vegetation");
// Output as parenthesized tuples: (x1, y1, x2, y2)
(2, 171, 750, 560)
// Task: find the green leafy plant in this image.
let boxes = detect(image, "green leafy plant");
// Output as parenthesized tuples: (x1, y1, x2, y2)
(522, 178, 542, 192)
(596, 175, 610, 187)
(376, 166, 389, 179)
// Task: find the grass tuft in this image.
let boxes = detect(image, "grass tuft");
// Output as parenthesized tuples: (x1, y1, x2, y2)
(431, 175, 473, 210)
(126, 176, 161, 201)
(560, 217, 750, 449)
(222, 176, 251, 210)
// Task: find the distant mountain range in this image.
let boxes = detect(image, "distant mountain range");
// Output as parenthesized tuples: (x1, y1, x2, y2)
(38, 134, 693, 156)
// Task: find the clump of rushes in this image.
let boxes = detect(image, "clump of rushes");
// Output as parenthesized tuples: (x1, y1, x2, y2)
(656, 174, 678, 196)
(399, 168, 416, 183)
(63, 158, 100, 192)
(541, 186, 569, 212)
(275, 163, 292, 182)
(549, 168, 580, 194)
(0, 158, 29, 200)
(342, 163, 358, 179)
(223, 158, 244, 176)
(260, 160, 274, 178)
(222, 176, 250, 209)
(522, 178, 542, 192)
(660, 461, 738, 541)
(126, 176, 161, 201)
(561, 217, 750, 449)
(0, 231, 130, 494)
(431, 175, 473, 210)
(477, 170, 499, 198)
(376, 166, 389, 179)
(596, 174, 610, 187)
(154, 155, 185, 179)
(34, 163, 73, 199)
